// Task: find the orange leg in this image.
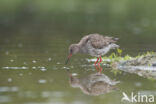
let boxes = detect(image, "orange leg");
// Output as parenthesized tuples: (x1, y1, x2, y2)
(98, 56, 103, 72)
(94, 57, 99, 71)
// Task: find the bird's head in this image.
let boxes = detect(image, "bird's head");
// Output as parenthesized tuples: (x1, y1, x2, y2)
(65, 44, 79, 64)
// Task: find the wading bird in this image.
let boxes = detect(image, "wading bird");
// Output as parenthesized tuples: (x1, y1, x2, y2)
(65, 33, 119, 72)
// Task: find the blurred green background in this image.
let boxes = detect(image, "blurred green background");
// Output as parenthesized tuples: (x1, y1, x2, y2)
(1, 0, 156, 36)
(0, 0, 156, 104)
(1, 0, 156, 53)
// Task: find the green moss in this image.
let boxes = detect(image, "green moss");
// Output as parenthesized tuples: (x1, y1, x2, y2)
(100, 48, 155, 66)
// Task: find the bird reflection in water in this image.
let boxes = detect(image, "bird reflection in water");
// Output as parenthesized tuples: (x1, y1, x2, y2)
(68, 72, 120, 96)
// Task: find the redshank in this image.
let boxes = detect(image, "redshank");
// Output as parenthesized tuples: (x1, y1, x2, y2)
(65, 33, 119, 72)
(69, 72, 120, 96)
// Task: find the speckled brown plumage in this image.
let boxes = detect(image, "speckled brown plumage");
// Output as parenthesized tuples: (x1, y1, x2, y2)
(78, 33, 118, 49)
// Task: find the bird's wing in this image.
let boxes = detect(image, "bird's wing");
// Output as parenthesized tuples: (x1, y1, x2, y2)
(89, 34, 118, 49)
(78, 33, 118, 49)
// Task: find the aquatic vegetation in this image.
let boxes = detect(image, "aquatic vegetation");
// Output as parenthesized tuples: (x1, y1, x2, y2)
(99, 49, 156, 79)
(101, 48, 133, 65)
(101, 48, 155, 66)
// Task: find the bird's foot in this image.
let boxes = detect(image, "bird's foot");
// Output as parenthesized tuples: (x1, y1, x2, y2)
(98, 56, 103, 72)
(94, 57, 99, 71)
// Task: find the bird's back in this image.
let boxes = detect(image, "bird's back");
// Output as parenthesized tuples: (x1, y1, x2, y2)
(79, 33, 118, 49)
(88, 34, 118, 49)
(78, 33, 119, 56)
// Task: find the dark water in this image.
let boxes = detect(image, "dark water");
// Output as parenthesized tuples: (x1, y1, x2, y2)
(0, 0, 156, 104)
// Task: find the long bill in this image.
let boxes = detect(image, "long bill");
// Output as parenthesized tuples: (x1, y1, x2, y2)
(65, 54, 72, 64)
